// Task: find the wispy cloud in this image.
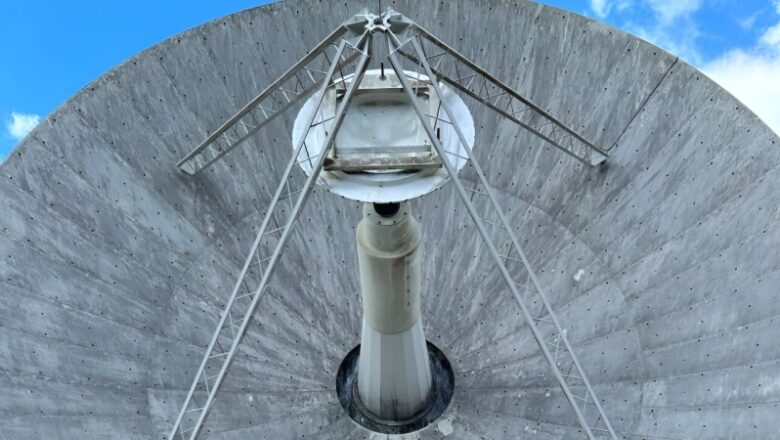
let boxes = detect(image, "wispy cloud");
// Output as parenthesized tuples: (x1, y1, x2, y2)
(589, 0, 610, 18)
(645, 0, 701, 25)
(703, 10, 780, 135)
(588, 0, 780, 133)
(587, 0, 779, 135)
(589, 0, 700, 22)
(588, 0, 631, 18)
(628, 21, 702, 63)
(589, 0, 705, 64)
(5, 112, 41, 140)
(738, 9, 763, 31)
(625, 0, 704, 64)
(762, 22, 780, 46)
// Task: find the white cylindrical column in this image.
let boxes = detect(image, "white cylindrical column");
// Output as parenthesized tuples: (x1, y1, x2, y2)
(356, 202, 432, 421)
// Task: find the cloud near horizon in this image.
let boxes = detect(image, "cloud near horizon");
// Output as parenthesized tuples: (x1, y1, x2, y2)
(702, 5, 780, 135)
(589, 0, 780, 135)
(5, 112, 41, 140)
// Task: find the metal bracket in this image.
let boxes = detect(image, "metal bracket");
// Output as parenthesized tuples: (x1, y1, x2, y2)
(324, 154, 441, 172)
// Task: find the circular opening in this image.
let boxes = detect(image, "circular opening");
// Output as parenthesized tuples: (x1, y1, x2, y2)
(373, 202, 400, 217)
(336, 341, 455, 434)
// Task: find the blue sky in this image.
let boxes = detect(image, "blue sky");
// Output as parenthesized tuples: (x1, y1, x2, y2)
(2, 1, 779, 163)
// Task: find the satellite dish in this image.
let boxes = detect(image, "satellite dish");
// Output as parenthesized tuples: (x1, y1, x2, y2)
(172, 10, 615, 437)
(1, 2, 778, 440)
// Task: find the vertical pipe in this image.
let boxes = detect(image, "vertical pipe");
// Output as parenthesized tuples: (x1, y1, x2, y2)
(356, 202, 433, 421)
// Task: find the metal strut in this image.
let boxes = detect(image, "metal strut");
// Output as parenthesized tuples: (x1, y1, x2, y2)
(385, 12, 608, 166)
(386, 27, 618, 440)
(176, 26, 358, 175)
(167, 30, 372, 439)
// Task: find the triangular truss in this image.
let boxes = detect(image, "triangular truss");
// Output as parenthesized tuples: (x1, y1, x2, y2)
(169, 9, 616, 440)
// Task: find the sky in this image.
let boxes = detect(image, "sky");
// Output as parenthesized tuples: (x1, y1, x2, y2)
(1, 0, 779, 163)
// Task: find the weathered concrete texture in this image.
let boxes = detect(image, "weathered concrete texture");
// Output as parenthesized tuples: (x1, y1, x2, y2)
(1, 0, 778, 439)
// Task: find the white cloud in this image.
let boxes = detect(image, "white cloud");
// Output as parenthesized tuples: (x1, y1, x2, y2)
(5, 112, 41, 140)
(589, 0, 631, 18)
(629, 22, 702, 63)
(762, 22, 780, 46)
(586, 0, 779, 135)
(590, 0, 610, 18)
(704, 51, 780, 135)
(645, 0, 702, 24)
(702, 19, 780, 135)
(587, 0, 702, 52)
(621, 0, 704, 64)
(738, 9, 762, 31)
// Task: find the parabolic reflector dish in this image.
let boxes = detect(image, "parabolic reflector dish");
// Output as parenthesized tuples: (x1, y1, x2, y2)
(1, 1, 780, 439)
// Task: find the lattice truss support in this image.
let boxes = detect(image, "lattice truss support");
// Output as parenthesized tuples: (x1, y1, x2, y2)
(176, 14, 371, 175)
(384, 16, 617, 439)
(383, 13, 608, 166)
(168, 17, 372, 440)
(170, 8, 617, 440)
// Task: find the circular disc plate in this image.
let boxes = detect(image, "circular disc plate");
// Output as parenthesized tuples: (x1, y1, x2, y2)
(292, 69, 475, 203)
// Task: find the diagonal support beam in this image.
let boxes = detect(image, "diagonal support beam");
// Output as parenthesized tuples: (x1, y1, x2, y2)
(386, 31, 618, 439)
(176, 25, 361, 175)
(168, 34, 372, 440)
(386, 12, 608, 166)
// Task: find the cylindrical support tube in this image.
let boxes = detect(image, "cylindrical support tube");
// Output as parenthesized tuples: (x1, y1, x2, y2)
(356, 202, 432, 421)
